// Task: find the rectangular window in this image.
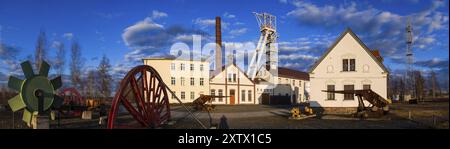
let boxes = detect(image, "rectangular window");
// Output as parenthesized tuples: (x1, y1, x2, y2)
(180, 77, 185, 86)
(299, 80, 302, 87)
(171, 63, 175, 70)
(200, 78, 204, 86)
(200, 64, 204, 71)
(190, 63, 194, 71)
(344, 85, 354, 100)
(343, 59, 349, 71)
(180, 63, 185, 71)
(363, 84, 371, 90)
(327, 85, 335, 100)
(190, 91, 195, 100)
(211, 89, 216, 102)
(171, 77, 175, 85)
(218, 89, 223, 102)
(233, 73, 237, 82)
(350, 59, 355, 71)
(241, 90, 246, 102)
(172, 91, 176, 99)
(248, 90, 252, 102)
(190, 77, 194, 86)
(228, 74, 232, 82)
(180, 92, 185, 100)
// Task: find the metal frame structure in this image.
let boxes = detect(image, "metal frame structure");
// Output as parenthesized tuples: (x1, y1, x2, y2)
(247, 12, 278, 81)
(405, 17, 415, 99)
(322, 89, 390, 114)
(107, 65, 207, 129)
(58, 87, 85, 116)
(7, 60, 63, 126)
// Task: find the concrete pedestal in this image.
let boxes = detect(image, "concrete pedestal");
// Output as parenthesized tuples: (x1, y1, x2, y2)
(82, 111, 92, 119)
(32, 115, 49, 129)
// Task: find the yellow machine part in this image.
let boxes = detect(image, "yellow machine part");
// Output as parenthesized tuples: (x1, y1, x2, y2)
(86, 99, 101, 110)
(304, 106, 314, 115)
(290, 107, 301, 118)
(386, 99, 392, 104)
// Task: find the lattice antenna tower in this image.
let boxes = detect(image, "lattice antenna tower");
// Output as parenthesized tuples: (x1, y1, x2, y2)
(405, 17, 415, 97)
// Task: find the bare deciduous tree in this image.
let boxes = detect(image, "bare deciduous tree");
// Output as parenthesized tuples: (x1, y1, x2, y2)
(35, 30, 47, 69)
(86, 70, 98, 99)
(54, 41, 65, 76)
(97, 55, 112, 99)
(430, 70, 441, 98)
(70, 40, 84, 90)
(414, 71, 425, 102)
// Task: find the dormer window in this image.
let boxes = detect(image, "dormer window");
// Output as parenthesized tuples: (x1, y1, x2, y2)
(343, 59, 355, 72)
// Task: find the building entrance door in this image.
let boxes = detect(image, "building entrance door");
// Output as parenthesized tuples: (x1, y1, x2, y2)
(230, 89, 235, 105)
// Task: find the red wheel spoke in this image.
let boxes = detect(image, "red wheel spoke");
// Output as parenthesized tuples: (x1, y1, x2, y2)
(130, 75, 148, 119)
(121, 96, 148, 127)
(108, 65, 171, 129)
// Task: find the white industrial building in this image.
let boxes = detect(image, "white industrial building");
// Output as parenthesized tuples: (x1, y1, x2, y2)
(142, 16, 310, 105)
(142, 58, 210, 103)
(309, 28, 389, 113)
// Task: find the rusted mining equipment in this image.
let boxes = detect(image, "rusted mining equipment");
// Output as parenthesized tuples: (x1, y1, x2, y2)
(107, 65, 206, 129)
(322, 89, 390, 118)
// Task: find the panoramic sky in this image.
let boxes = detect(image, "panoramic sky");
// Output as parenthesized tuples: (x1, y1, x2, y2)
(0, 0, 448, 88)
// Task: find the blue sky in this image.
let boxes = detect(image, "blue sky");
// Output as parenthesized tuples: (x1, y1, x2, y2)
(0, 0, 448, 88)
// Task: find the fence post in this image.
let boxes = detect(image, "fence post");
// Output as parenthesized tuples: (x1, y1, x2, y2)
(408, 110, 412, 120)
(12, 111, 14, 129)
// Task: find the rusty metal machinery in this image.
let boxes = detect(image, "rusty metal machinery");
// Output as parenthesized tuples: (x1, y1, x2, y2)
(192, 95, 228, 111)
(7, 60, 63, 126)
(322, 89, 390, 116)
(58, 87, 85, 117)
(107, 65, 171, 128)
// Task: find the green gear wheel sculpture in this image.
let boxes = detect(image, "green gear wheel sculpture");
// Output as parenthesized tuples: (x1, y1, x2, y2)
(7, 60, 63, 125)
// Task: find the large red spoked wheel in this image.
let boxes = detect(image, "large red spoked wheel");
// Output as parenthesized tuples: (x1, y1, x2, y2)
(107, 65, 171, 129)
(58, 87, 84, 116)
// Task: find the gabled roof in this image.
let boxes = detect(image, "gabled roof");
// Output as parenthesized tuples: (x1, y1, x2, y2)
(308, 28, 389, 74)
(210, 63, 254, 83)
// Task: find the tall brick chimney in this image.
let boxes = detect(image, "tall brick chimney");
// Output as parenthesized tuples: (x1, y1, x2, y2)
(215, 16, 222, 71)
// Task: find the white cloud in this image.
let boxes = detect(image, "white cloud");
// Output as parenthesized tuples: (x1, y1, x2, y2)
(286, 0, 448, 63)
(151, 10, 168, 19)
(234, 22, 245, 25)
(121, 16, 211, 64)
(51, 41, 62, 48)
(174, 34, 193, 42)
(279, 54, 318, 61)
(95, 12, 123, 19)
(194, 18, 216, 28)
(223, 12, 236, 19)
(229, 28, 248, 36)
(63, 33, 73, 40)
(279, 62, 306, 69)
(194, 18, 229, 30)
(122, 17, 165, 47)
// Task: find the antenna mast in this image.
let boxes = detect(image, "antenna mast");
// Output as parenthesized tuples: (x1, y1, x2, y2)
(405, 17, 415, 99)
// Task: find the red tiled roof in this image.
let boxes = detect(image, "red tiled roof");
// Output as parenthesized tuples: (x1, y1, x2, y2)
(277, 67, 309, 81)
